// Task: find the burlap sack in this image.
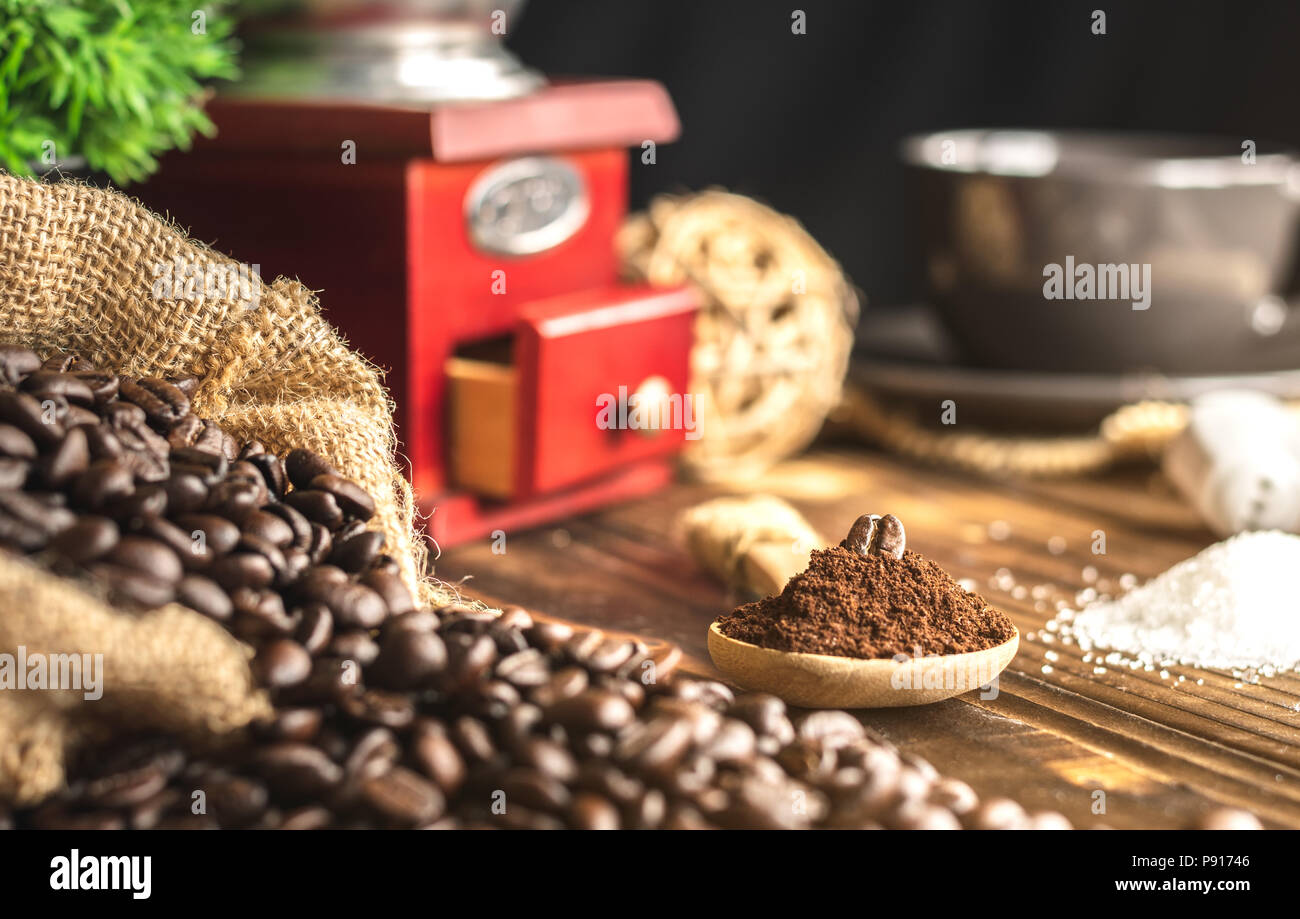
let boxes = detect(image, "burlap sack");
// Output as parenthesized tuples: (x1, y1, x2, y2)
(0, 173, 455, 804)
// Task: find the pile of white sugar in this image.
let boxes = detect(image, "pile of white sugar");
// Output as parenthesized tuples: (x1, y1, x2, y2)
(1066, 531, 1300, 673)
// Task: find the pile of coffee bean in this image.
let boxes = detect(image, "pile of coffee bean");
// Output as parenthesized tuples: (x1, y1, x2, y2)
(0, 343, 1247, 830)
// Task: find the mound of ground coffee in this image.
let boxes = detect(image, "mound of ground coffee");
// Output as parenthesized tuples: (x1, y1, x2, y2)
(717, 541, 1015, 659)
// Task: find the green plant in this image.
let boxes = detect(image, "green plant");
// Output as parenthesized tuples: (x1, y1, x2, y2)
(0, 1, 241, 184)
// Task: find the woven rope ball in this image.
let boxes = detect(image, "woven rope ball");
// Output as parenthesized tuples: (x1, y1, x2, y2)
(618, 190, 859, 480)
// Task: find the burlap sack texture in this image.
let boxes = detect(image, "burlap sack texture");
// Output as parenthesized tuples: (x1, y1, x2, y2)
(0, 173, 457, 804)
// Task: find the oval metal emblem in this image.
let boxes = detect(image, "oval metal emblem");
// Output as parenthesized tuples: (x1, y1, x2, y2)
(465, 156, 590, 256)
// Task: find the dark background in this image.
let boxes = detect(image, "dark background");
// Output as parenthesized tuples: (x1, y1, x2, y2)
(508, 0, 1300, 307)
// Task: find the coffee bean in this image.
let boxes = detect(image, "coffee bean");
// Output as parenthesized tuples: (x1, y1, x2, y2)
(254, 639, 313, 688)
(284, 488, 343, 528)
(72, 458, 134, 508)
(308, 473, 375, 521)
(209, 552, 275, 592)
(569, 793, 620, 830)
(206, 776, 270, 827)
(1194, 807, 1263, 830)
(21, 370, 96, 407)
(329, 630, 381, 667)
(242, 509, 294, 548)
(0, 345, 40, 385)
(340, 689, 416, 730)
(231, 589, 297, 640)
(495, 648, 552, 688)
(258, 707, 324, 743)
(298, 567, 388, 629)
(250, 743, 343, 801)
(372, 627, 446, 690)
(284, 448, 337, 489)
(119, 377, 190, 429)
(176, 574, 234, 622)
(39, 426, 89, 486)
(361, 767, 444, 826)
(545, 689, 635, 734)
(174, 513, 241, 556)
(412, 721, 467, 793)
(278, 806, 333, 830)
(329, 529, 384, 573)
(0, 389, 64, 447)
(294, 602, 334, 655)
(104, 535, 183, 584)
(449, 716, 496, 763)
(49, 515, 119, 563)
(244, 453, 287, 499)
(0, 423, 37, 460)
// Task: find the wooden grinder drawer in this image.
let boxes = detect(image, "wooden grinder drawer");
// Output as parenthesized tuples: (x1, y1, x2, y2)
(446, 284, 696, 499)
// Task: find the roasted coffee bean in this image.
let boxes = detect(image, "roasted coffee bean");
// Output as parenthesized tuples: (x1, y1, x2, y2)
(235, 533, 288, 583)
(162, 472, 208, 515)
(170, 446, 228, 479)
(90, 563, 176, 608)
(244, 452, 287, 498)
(344, 727, 400, 783)
(104, 535, 183, 583)
(298, 567, 388, 629)
(258, 707, 324, 743)
(569, 793, 620, 830)
(309, 473, 375, 521)
(0, 458, 27, 490)
(103, 484, 168, 523)
(208, 552, 275, 592)
(284, 488, 344, 528)
(410, 721, 467, 793)
(450, 716, 496, 763)
(360, 568, 415, 617)
(231, 589, 296, 640)
(0, 423, 37, 460)
(254, 639, 313, 688)
(545, 689, 636, 734)
(495, 648, 552, 688)
(20, 369, 95, 406)
(329, 630, 381, 667)
(119, 377, 190, 429)
(615, 715, 694, 772)
(340, 689, 416, 730)
(360, 767, 444, 826)
(294, 602, 334, 655)
(167, 414, 205, 450)
(205, 478, 262, 522)
(250, 743, 343, 800)
(174, 513, 241, 556)
(264, 501, 313, 548)
(0, 389, 63, 447)
(38, 426, 89, 486)
(284, 448, 337, 489)
(72, 458, 134, 508)
(242, 509, 294, 548)
(796, 710, 866, 748)
(48, 515, 119, 563)
(176, 574, 234, 622)
(372, 627, 446, 690)
(0, 345, 40, 385)
(206, 776, 270, 827)
(135, 514, 208, 569)
(583, 638, 638, 674)
(72, 370, 120, 405)
(329, 529, 384, 573)
(168, 374, 201, 398)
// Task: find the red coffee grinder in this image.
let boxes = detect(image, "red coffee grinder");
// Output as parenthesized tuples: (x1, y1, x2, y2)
(138, 2, 695, 546)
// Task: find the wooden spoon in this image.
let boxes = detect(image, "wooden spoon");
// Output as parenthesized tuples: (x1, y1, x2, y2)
(707, 620, 1019, 709)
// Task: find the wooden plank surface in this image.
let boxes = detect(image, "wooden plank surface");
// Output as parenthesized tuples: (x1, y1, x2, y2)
(436, 446, 1300, 829)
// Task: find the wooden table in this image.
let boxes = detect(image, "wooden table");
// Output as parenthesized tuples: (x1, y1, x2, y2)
(438, 446, 1300, 829)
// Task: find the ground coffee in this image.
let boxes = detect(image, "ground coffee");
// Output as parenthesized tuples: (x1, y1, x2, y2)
(717, 537, 1016, 659)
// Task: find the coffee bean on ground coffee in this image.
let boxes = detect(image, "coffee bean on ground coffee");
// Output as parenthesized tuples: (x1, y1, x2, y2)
(717, 523, 1016, 659)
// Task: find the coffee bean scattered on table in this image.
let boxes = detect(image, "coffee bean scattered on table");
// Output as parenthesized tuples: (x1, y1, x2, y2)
(0, 344, 1229, 830)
